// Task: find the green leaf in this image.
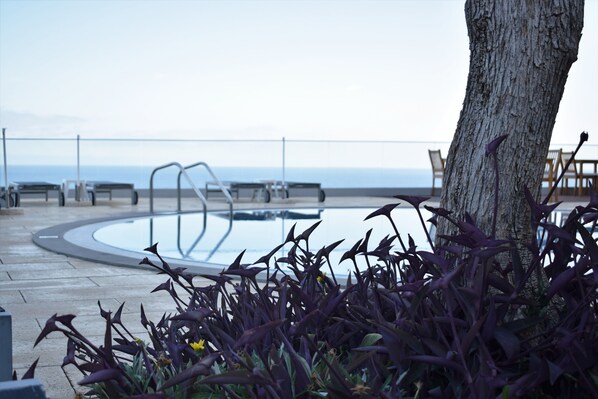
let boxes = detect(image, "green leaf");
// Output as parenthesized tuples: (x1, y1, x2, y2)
(198, 369, 273, 386)
(359, 333, 383, 347)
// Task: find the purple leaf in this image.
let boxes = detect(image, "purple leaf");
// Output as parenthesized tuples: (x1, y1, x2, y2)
(296, 220, 323, 242)
(547, 359, 564, 385)
(22, 358, 38, 379)
(539, 223, 575, 243)
(323, 239, 345, 255)
(417, 251, 448, 270)
(151, 280, 172, 294)
(198, 274, 232, 285)
(228, 250, 246, 270)
(138, 257, 157, 267)
(34, 315, 61, 347)
(340, 239, 362, 264)
(576, 221, 598, 263)
(140, 304, 149, 328)
(485, 134, 508, 156)
(394, 195, 430, 208)
(423, 205, 452, 218)
(364, 203, 399, 221)
(79, 368, 122, 385)
(111, 303, 125, 325)
(284, 224, 297, 243)
(486, 274, 514, 295)
(144, 243, 159, 255)
(170, 309, 212, 322)
(234, 320, 284, 349)
(222, 266, 266, 278)
(547, 267, 576, 299)
(62, 338, 77, 367)
(160, 353, 220, 390)
(54, 314, 77, 329)
(253, 243, 285, 266)
(357, 229, 373, 253)
(494, 327, 519, 360)
(407, 355, 463, 373)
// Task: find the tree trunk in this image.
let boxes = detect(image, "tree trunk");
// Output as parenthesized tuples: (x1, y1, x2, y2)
(438, 0, 584, 247)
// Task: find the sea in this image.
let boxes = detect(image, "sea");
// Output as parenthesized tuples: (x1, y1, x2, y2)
(2, 165, 432, 189)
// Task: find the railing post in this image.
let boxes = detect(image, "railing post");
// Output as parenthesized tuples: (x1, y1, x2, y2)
(76, 134, 80, 184)
(282, 137, 286, 187)
(2, 128, 9, 209)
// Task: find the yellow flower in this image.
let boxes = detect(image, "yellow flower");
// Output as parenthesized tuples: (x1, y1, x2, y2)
(190, 339, 205, 352)
(317, 272, 327, 284)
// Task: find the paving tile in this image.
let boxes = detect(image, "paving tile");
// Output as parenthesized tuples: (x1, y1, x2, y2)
(9, 266, 145, 280)
(69, 259, 151, 274)
(0, 277, 96, 291)
(14, 364, 77, 399)
(11, 316, 41, 333)
(20, 284, 171, 303)
(6, 298, 122, 318)
(0, 271, 10, 281)
(88, 273, 173, 287)
(15, 349, 66, 371)
(0, 261, 75, 273)
(0, 254, 68, 264)
(13, 338, 66, 369)
(0, 290, 25, 304)
(63, 366, 88, 398)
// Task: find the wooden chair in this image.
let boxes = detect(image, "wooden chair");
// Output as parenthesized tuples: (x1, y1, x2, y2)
(559, 151, 581, 196)
(428, 149, 445, 196)
(543, 149, 562, 201)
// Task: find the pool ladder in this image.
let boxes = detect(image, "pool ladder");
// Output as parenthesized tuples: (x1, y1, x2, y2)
(149, 161, 233, 214)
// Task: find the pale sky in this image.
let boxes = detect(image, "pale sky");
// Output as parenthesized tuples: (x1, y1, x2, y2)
(0, 0, 596, 144)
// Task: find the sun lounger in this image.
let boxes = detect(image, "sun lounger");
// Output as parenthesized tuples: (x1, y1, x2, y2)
(283, 182, 326, 202)
(0, 187, 18, 208)
(205, 181, 271, 203)
(259, 180, 325, 202)
(9, 181, 64, 206)
(85, 181, 138, 205)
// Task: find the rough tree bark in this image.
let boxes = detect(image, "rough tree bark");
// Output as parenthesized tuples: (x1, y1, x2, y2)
(438, 0, 584, 249)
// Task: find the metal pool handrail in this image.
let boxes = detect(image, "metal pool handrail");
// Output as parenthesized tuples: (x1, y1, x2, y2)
(177, 161, 233, 213)
(149, 162, 207, 213)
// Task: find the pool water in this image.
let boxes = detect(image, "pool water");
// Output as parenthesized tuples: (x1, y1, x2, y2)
(93, 207, 433, 276)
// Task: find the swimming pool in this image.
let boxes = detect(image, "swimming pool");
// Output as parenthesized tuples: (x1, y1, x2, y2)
(87, 207, 433, 277)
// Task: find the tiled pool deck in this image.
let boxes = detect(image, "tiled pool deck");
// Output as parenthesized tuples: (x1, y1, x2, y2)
(0, 193, 590, 398)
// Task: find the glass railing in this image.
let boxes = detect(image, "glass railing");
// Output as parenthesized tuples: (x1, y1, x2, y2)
(1, 135, 595, 190)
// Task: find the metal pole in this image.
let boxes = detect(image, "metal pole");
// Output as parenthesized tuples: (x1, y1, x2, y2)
(2, 128, 9, 208)
(76, 134, 80, 184)
(282, 136, 286, 187)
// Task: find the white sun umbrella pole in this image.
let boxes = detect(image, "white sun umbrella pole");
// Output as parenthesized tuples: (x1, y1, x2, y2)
(2, 128, 9, 208)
